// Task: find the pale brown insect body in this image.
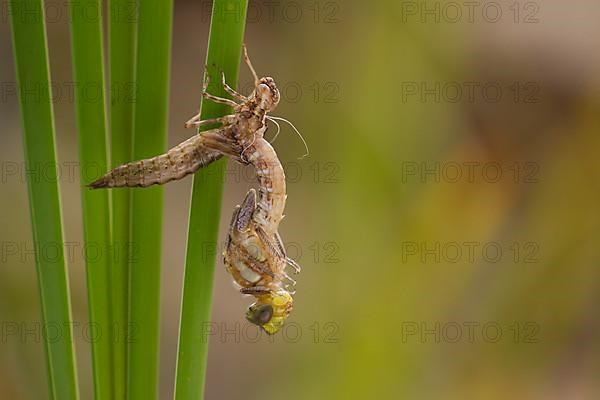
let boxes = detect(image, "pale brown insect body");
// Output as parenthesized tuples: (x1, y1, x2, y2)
(90, 46, 300, 334)
(87, 76, 273, 189)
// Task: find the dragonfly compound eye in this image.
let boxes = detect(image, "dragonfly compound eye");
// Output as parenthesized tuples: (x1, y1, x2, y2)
(246, 303, 274, 326)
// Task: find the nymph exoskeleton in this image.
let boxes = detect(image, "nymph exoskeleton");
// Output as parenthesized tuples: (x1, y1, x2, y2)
(88, 46, 301, 189)
(89, 45, 301, 334)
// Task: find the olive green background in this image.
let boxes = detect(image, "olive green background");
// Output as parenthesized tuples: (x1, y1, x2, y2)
(1, 1, 599, 399)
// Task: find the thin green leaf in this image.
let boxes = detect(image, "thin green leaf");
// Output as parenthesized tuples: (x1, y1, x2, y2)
(127, 0, 173, 398)
(108, 0, 137, 396)
(9, 1, 79, 398)
(174, 1, 249, 399)
(68, 0, 114, 398)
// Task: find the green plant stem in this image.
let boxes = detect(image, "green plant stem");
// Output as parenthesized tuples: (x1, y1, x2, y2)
(127, 0, 172, 398)
(174, 1, 249, 399)
(68, 0, 114, 398)
(9, 1, 79, 398)
(108, 0, 137, 397)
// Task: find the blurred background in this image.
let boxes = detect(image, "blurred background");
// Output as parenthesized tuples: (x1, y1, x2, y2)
(1, 0, 600, 399)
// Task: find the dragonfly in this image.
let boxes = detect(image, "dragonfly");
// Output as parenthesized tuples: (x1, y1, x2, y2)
(90, 45, 302, 334)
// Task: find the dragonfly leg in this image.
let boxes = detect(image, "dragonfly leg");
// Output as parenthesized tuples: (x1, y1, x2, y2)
(283, 273, 296, 286)
(200, 69, 238, 106)
(242, 44, 259, 85)
(202, 90, 239, 107)
(286, 257, 301, 274)
(270, 230, 301, 273)
(200, 67, 239, 107)
(221, 71, 248, 102)
(184, 113, 235, 129)
(240, 286, 271, 295)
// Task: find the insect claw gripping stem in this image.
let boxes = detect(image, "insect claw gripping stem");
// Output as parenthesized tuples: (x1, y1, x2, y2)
(201, 67, 239, 107)
(202, 89, 239, 108)
(221, 70, 248, 102)
(91, 46, 300, 334)
(184, 115, 228, 129)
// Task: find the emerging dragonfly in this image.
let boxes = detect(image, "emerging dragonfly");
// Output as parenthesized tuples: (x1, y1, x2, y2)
(90, 45, 301, 334)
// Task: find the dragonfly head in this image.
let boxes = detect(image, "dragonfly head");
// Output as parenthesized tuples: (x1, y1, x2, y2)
(246, 289, 293, 334)
(255, 77, 280, 112)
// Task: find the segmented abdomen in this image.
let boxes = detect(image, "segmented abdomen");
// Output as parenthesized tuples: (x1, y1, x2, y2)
(246, 138, 286, 234)
(88, 134, 221, 188)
